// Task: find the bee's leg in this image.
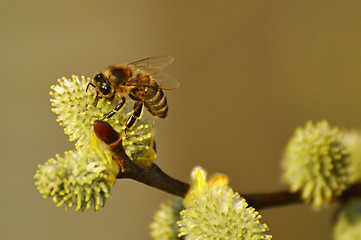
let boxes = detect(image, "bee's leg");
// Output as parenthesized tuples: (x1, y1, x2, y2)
(125, 102, 144, 130)
(101, 96, 126, 120)
(93, 92, 100, 107)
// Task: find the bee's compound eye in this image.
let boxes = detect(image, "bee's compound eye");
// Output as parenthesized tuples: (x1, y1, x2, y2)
(94, 73, 104, 81)
(101, 83, 111, 95)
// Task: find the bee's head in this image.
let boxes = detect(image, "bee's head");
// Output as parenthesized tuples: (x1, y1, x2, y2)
(92, 72, 114, 99)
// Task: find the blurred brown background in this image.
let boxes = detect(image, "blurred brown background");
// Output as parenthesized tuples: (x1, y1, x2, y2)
(1, 0, 360, 239)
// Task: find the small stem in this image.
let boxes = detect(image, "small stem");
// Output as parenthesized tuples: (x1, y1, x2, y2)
(110, 138, 190, 197)
(94, 120, 189, 197)
(340, 183, 361, 202)
(242, 191, 301, 209)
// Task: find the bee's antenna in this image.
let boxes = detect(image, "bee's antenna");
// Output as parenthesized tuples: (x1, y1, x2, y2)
(86, 82, 95, 92)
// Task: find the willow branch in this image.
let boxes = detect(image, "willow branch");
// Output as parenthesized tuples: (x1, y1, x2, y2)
(93, 120, 189, 197)
(241, 191, 302, 209)
(93, 120, 361, 210)
(112, 143, 189, 197)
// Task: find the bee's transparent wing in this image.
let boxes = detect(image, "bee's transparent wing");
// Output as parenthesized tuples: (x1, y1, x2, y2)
(127, 56, 179, 90)
(152, 71, 180, 90)
(127, 71, 179, 90)
(128, 56, 174, 70)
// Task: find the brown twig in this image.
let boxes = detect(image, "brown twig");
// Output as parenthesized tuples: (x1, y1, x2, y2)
(94, 120, 189, 197)
(241, 191, 301, 209)
(93, 120, 361, 210)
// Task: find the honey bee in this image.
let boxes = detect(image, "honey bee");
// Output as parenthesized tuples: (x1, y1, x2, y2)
(87, 56, 179, 130)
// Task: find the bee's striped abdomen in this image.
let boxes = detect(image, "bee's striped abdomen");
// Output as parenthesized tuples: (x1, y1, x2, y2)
(145, 88, 168, 118)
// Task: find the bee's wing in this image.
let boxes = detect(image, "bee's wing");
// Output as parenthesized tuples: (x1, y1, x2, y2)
(152, 71, 180, 90)
(126, 70, 180, 90)
(127, 56, 179, 90)
(128, 56, 174, 70)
